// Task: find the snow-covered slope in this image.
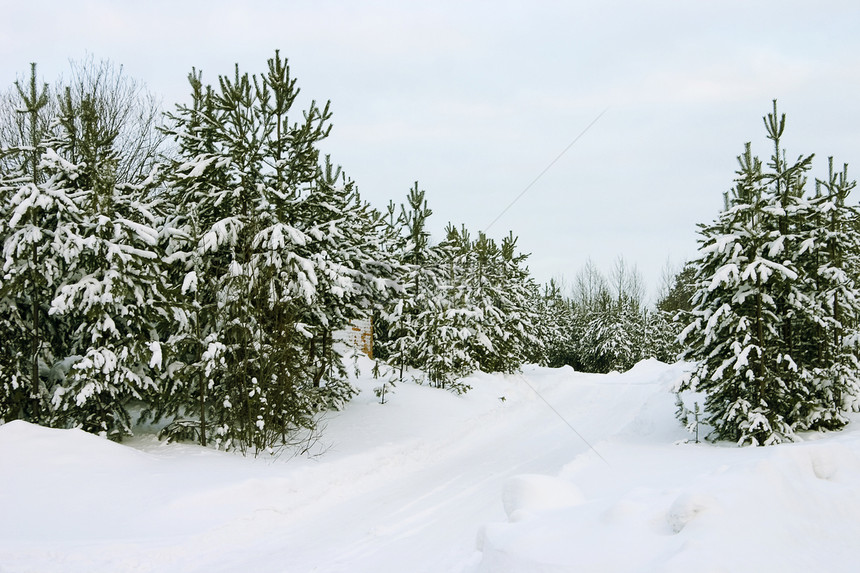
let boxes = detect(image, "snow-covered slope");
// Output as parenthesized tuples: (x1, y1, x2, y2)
(2, 359, 859, 572)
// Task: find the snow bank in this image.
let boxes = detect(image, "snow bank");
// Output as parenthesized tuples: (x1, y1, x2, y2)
(501, 474, 584, 522)
(3, 359, 860, 573)
(475, 419, 860, 572)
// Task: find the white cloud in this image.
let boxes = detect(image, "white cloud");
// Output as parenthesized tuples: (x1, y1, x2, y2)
(3, 0, 860, 292)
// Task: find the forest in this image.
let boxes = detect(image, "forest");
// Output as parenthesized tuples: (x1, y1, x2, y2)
(1, 53, 858, 450)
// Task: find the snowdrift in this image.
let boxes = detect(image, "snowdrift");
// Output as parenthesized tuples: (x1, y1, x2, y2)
(2, 358, 860, 572)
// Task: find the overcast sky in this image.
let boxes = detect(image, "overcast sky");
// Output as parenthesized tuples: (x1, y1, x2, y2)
(3, 1, 860, 299)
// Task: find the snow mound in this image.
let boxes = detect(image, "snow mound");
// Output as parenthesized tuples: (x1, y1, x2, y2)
(502, 474, 584, 522)
(665, 491, 716, 533)
(476, 437, 860, 572)
(0, 419, 152, 467)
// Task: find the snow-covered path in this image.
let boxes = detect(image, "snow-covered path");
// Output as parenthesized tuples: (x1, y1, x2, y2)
(5, 359, 860, 572)
(0, 361, 684, 572)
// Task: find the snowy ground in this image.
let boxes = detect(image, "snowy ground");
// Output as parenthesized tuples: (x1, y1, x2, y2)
(3, 358, 860, 572)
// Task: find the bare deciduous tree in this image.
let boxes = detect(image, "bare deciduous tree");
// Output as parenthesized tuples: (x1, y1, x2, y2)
(0, 56, 167, 184)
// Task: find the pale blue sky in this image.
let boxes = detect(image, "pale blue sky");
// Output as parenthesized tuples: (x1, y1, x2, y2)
(3, 0, 860, 298)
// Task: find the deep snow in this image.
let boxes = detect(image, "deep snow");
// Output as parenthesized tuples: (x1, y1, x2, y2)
(2, 358, 860, 572)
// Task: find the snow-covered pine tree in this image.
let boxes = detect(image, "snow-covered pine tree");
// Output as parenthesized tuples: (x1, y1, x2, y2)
(579, 289, 638, 373)
(148, 69, 222, 445)
(0, 64, 72, 424)
(679, 141, 798, 445)
(379, 183, 434, 381)
(532, 279, 576, 367)
(575, 258, 646, 373)
(641, 308, 681, 364)
(427, 224, 479, 390)
(792, 158, 860, 428)
(370, 200, 408, 364)
(290, 158, 398, 405)
(376, 187, 478, 392)
(468, 231, 540, 373)
(0, 156, 20, 421)
(458, 230, 504, 372)
(159, 57, 311, 451)
(567, 259, 609, 371)
(654, 263, 696, 363)
(45, 90, 171, 439)
(158, 52, 395, 451)
(677, 101, 859, 445)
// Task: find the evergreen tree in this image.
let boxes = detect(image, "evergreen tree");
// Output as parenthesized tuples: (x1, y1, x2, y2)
(641, 308, 682, 363)
(0, 64, 172, 437)
(0, 64, 69, 423)
(43, 89, 171, 438)
(378, 183, 474, 391)
(156, 52, 394, 451)
(678, 101, 860, 445)
(378, 182, 437, 382)
(568, 257, 650, 373)
(532, 279, 576, 367)
(793, 158, 860, 428)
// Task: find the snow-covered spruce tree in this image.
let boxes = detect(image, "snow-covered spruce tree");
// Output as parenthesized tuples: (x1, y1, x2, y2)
(157, 52, 394, 451)
(678, 102, 859, 445)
